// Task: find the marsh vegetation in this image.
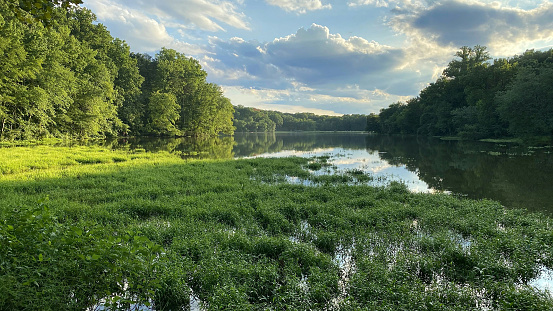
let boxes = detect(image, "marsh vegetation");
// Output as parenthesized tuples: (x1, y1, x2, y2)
(1, 143, 553, 310)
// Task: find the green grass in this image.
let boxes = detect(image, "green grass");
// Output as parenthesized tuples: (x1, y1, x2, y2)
(1, 146, 553, 310)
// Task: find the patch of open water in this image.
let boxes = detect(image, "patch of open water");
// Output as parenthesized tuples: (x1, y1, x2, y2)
(244, 147, 437, 193)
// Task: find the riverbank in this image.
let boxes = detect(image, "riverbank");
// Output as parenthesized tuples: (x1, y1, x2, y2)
(1, 146, 553, 310)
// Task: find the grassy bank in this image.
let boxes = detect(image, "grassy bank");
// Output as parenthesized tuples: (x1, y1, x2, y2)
(1, 146, 553, 310)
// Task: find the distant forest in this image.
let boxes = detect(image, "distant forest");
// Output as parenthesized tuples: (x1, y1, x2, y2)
(233, 105, 368, 132)
(369, 46, 553, 139)
(0, 2, 233, 140)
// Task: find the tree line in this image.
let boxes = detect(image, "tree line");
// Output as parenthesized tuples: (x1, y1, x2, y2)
(234, 105, 368, 132)
(369, 46, 553, 139)
(0, 2, 234, 140)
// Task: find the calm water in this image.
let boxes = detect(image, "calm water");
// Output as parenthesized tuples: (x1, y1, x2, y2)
(110, 132, 553, 215)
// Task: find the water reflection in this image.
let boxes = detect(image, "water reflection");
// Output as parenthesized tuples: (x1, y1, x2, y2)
(231, 133, 553, 214)
(108, 136, 235, 159)
(232, 132, 369, 156)
(364, 135, 553, 214)
(101, 132, 552, 214)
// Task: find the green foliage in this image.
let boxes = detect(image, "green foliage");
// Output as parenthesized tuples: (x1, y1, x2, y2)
(1, 146, 553, 309)
(133, 48, 234, 137)
(234, 105, 368, 132)
(496, 60, 553, 138)
(0, 4, 232, 141)
(7, 0, 83, 24)
(0, 5, 126, 139)
(375, 46, 553, 140)
(146, 91, 180, 136)
(0, 198, 165, 310)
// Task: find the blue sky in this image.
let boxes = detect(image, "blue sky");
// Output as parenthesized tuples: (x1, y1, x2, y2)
(82, 0, 553, 116)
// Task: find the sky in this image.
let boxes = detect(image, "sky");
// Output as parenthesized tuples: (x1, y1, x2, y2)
(81, 0, 553, 116)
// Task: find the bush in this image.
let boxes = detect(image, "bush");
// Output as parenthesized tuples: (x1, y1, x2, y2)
(0, 198, 165, 311)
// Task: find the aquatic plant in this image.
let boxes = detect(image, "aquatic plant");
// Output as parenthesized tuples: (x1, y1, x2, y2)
(1, 146, 552, 310)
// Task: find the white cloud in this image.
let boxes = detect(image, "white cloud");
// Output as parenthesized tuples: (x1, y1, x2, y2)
(84, 0, 249, 37)
(387, 0, 553, 56)
(84, 0, 174, 52)
(347, 0, 549, 10)
(84, 0, 251, 54)
(348, 0, 393, 8)
(147, 0, 249, 31)
(202, 23, 433, 114)
(347, 0, 426, 10)
(266, 0, 332, 14)
(209, 24, 405, 90)
(222, 86, 343, 115)
(220, 83, 410, 115)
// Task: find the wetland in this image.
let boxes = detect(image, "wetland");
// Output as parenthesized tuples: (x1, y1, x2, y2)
(1, 133, 553, 310)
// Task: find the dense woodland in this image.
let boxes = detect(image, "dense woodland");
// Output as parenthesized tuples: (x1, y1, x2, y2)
(233, 105, 368, 132)
(0, 1, 234, 139)
(369, 46, 553, 139)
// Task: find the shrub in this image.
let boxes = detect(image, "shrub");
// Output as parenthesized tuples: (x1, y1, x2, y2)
(0, 198, 165, 311)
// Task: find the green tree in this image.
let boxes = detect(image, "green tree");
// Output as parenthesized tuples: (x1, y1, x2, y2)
(153, 48, 205, 133)
(497, 63, 553, 137)
(146, 91, 180, 136)
(0, 3, 232, 140)
(66, 9, 143, 135)
(374, 45, 525, 139)
(211, 91, 235, 135)
(129, 52, 157, 133)
(142, 48, 233, 136)
(443, 45, 491, 79)
(7, 0, 83, 23)
(366, 113, 380, 132)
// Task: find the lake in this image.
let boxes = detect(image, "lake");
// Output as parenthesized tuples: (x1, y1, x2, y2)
(111, 132, 553, 215)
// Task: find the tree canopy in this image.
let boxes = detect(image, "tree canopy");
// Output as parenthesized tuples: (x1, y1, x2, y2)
(233, 106, 368, 132)
(0, 3, 234, 139)
(371, 46, 553, 140)
(7, 0, 83, 23)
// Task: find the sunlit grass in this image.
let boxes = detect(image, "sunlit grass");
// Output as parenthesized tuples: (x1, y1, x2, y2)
(0, 145, 170, 177)
(1, 145, 553, 310)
